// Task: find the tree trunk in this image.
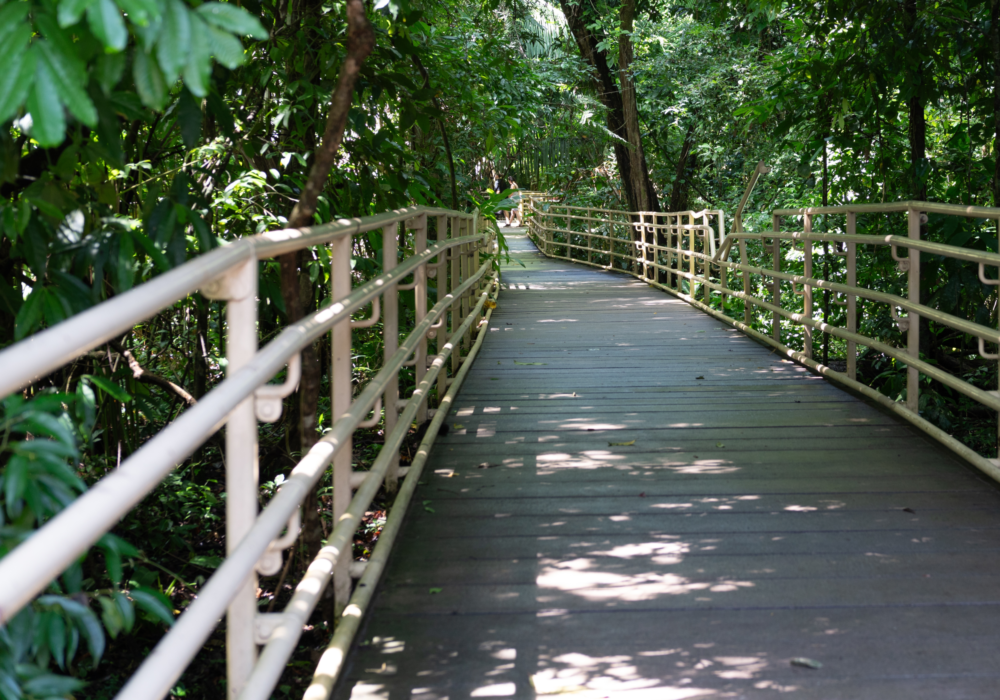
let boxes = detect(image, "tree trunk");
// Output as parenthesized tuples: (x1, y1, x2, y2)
(618, 0, 658, 214)
(668, 123, 697, 212)
(558, 0, 657, 225)
(275, 0, 374, 619)
(992, 0, 1000, 207)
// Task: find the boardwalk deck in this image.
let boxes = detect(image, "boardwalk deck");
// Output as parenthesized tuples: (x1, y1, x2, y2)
(333, 232, 1000, 699)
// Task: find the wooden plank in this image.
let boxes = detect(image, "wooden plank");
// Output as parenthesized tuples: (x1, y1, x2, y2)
(333, 232, 1000, 700)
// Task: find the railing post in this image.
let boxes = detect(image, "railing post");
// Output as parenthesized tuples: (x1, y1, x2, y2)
(907, 207, 922, 412)
(772, 214, 782, 343)
(587, 207, 593, 264)
(223, 254, 258, 700)
(739, 235, 751, 325)
(847, 212, 858, 380)
(803, 214, 814, 359)
(461, 222, 471, 352)
(436, 215, 448, 405)
(718, 213, 728, 307)
(412, 214, 428, 424)
(382, 223, 400, 493)
(451, 217, 462, 376)
(330, 232, 353, 613)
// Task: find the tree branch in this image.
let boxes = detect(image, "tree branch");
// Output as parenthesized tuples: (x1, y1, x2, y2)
(110, 342, 197, 407)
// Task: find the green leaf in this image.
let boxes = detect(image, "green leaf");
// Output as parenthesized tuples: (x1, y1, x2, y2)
(14, 286, 45, 340)
(428, 587, 442, 594)
(95, 52, 126, 94)
(22, 674, 86, 697)
(177, 88, 202, 150)
(47, 612, 68, 668)
(133, 49, 168, 109)
(82, 374, 132, 402)
(58, 0, 97, 26)
(114, 0, 160, 25)
(130, 588, 175, 626)
(37, 595, 106, 667)
(88, 0, 128, 51)
(206, 23, 245, 69)
(197, 2, 267, 38)
(4, 454, 29, 518)
(189, 554, 224, 568)
(98, 595, 124, 638)
(34, 33, 99, 127)
(76, 379, 97, 439)
(182, 15, 212, 98)
(21, 412, 78, 450)
(27, 57, 66, 147)
(157, 0, 191, 82)
(0, 25, 34, 124)
(114, 591, 135, 633)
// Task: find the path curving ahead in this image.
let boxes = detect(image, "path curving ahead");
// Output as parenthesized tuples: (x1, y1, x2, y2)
(334, 231, 1000, 699)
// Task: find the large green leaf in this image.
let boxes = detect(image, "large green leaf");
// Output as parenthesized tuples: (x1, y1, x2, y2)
(88, 0, 128, 51)
(196, 2, 267, 39)
(133, 48, 168, 109)
(0, 26, 35, 124)
(27, 56, 66, 147)
(34, 22, 99, 127)
(206, 22, 245, 69)
(113, 0, 160, 25)
(177, 88, 202, 150)
(95, 51, 126, 94)
(58, 0, 97, 27)
(182, 14, 212, 97)
(157, 0, 191, 83)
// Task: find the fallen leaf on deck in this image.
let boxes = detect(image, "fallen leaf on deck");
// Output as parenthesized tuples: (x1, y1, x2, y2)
(478, 462, 498, 469)
(609, 439, 636, 446)
(716, 442, 725, 448)
(429, 588, 442, 594)
(695, 376, 705, 380)
(453, 424, 464, 430)
(791, 658, 822, 669)
(903, 507, 915, 513)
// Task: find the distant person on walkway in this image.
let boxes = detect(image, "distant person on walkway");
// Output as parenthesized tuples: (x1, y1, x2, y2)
(505, 176, 521, 227)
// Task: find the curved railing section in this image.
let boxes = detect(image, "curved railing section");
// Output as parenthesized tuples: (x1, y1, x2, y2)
(528, 197, 1000, 482)
(0, 207, 499, 699)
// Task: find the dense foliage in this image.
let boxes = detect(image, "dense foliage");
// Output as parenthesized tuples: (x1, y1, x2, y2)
(1, 0, 999, 696)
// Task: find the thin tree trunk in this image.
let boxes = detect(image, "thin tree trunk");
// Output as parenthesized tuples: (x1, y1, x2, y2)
(669, 123, 697, 212)
(618, 0, 657, 214)
(276, 0, 374, 618)
(992, 0, 1000, 208)
(559, 0, 642, 219)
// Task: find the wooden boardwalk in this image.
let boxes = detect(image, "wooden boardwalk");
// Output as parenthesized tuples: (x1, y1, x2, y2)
(334, 232, 1000, 699)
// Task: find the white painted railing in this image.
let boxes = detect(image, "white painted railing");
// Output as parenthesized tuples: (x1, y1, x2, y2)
(528, 197, 1000, 482)
(0, 206, 500, 699)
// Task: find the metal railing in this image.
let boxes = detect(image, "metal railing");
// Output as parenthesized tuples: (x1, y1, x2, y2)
(528, 198, 1000, 482)
(0, 206, 500, 699)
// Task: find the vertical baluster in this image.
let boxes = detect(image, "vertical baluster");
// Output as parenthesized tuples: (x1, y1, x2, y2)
(847, 212, 858, 380)
(718, 213, 728, 308)
(772, 214, 782, 343)
(461, 219, 471, 352)
(802, 214, 813, 359)
(330, 232, 353, 613)
(224, 255, 258, 700)
(412, 214, 428, 424)
(451, 217, 461, 375)
(907, 208, 922, 412)
(382, 224, 399, 495)
(436, 215, 449, 405)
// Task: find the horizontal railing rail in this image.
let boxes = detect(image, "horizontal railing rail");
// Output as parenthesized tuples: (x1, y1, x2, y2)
(528, 198, 1000, 482)
(0, 206, 499, 699)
